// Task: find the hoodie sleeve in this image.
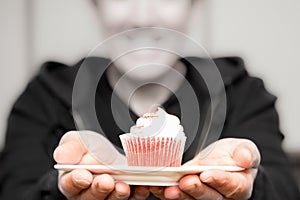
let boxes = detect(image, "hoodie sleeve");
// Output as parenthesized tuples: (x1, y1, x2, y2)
(222, 74, 300, 199)
(0, 74, 69, 199)
(0, 58, 110, 200)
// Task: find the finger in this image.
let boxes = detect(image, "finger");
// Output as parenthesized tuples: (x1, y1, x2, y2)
(149, 186, 166, 200)
(233, 142, 260, 168)
(58, 169, 93, 198)
(183, 138, 261, 168)
(164, 186, 194, 200)
(132, 186, 150, 200)
(107, 182, 131, 200)
(200, 170, 254, 199)
(53, 131, 87, 164)
(79, 174, 115, 200)
(178, 174, 224, 200)
(54, 141, 86, 164)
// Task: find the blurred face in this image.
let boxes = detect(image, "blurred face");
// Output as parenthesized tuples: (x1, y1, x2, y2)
(96, 0, 193, 81)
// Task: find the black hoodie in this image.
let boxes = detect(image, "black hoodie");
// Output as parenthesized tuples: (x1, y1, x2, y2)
(0, 57, 299, 199)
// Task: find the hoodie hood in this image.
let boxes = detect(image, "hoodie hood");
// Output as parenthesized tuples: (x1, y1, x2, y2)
(38, 56, 247, 109)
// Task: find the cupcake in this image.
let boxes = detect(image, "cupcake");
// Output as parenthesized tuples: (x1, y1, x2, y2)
(119, 108, 186, 167)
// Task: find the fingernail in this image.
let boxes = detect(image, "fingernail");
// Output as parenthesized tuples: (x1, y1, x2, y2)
(201, 173, 213, 183)
(170, 193, 180, 199)
(116, 194, 129, 199)
(203, 177, 213, 183)
(96, 184, 108, 193)
(236, 148, 252, 167)
(167, 189, 180, 199)
(134, 194, 145, 200)
(154, 188, 164, 194)
(75, 179, 90, 188)
(184, 183, 197, 191)
(98, 187, 109, 193)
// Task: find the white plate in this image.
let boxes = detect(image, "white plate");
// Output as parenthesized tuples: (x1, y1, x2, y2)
(54, 165, 244, 186)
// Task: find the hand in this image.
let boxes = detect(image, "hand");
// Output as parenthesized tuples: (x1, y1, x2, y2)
(150, 138, 261, 200)
(54, 131, 150, 200)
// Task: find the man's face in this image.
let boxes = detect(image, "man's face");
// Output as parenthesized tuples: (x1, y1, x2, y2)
(96, 0, 193, 81)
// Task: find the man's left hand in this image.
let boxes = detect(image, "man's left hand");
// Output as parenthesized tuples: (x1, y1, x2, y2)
(150, 138, 261, 200)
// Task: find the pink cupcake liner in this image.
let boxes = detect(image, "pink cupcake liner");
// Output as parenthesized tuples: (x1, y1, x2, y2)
(120, 136, 186, 167)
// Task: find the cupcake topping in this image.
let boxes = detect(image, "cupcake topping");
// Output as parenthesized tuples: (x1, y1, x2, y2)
(129, 107, 184, 138)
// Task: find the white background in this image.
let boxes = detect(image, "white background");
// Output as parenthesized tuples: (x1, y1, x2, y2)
(0, 0, 299, 152)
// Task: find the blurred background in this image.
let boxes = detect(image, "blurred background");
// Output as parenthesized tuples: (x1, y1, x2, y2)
(0, 0, 299, 184)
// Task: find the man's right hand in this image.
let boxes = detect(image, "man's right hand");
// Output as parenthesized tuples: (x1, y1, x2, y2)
(53, 131, 149, 200)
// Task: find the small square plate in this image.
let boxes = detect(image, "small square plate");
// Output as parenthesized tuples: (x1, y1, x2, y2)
(54, 164, 244, 186)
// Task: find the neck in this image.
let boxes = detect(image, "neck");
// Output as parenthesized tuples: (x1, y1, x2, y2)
(107, 60, 187, 116)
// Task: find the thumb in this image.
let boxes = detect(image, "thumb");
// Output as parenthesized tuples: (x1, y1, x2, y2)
(54, 131, 127, 165)
(233, 142, 260, 169)
(77, 130, 127, 165)
(53, 131, 86, 164)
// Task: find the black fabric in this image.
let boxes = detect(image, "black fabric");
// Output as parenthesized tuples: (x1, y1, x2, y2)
(0, 57, 299, 199)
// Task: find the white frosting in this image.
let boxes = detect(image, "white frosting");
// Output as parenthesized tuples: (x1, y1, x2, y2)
(128, 107, 185, 138)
